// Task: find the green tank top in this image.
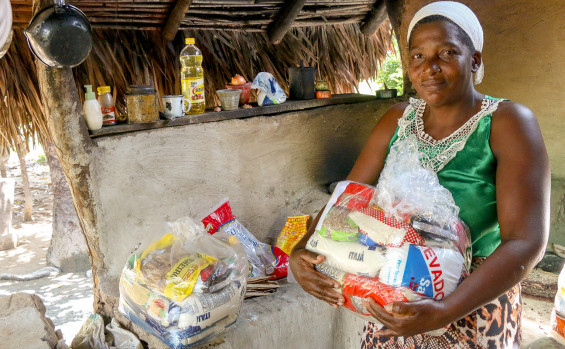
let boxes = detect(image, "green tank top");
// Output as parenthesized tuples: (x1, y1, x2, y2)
(387, 96, 503, 257)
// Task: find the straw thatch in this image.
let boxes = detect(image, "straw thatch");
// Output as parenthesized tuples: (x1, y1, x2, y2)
(1, 21, 393, 149)
(0, 30, 48, 152)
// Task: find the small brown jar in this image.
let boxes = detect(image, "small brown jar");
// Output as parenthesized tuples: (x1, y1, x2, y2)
(125, 85, 159, 124)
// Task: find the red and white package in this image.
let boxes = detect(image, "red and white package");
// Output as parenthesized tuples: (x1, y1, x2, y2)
(202, 199, 288, 279)
(307, 180, 470, 335)
(315, 262, 418, 318)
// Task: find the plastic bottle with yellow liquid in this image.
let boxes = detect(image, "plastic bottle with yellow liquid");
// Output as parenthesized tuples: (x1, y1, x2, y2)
(180, 38, 205, 114)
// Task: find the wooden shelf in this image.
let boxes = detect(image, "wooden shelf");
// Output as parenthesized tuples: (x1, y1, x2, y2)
(89, 93, 379, 138)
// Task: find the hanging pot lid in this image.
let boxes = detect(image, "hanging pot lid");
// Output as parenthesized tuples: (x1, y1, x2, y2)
(0, 0, 13, 59)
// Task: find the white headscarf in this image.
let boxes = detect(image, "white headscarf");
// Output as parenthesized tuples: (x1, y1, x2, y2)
(407, 1, 484, 85)
(0, 0, 13, 59)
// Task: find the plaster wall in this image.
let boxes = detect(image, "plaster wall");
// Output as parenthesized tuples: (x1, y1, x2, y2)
(91, 100, 394, 296)
(399, 0, 565, 244)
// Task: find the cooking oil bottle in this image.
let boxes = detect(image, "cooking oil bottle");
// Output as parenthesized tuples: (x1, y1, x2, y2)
(180, 38, 205, 114)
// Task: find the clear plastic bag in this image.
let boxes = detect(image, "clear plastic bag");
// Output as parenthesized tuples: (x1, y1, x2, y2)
(307, 137, 471, 333)
(251, 72, 287, 106)
(118, 217, 247, 348)
(201, 199, 288, 279)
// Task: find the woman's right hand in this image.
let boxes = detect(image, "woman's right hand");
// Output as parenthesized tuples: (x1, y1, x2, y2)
(289, 247, 345, 308)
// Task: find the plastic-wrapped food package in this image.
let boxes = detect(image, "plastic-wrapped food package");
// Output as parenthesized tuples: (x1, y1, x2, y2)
(118, 217, 247, 348)
(201, 199, 288, 279)
(251, 72, 287, 106)
(307, 136, 471, 332)
(275, 215, 309, 256)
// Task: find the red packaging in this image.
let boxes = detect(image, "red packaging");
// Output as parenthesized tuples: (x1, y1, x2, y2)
(201, 199, 288, 279)
(201, 200, 235, 235)
(342, 273, 414, 315)
(270, 246, 289, 279)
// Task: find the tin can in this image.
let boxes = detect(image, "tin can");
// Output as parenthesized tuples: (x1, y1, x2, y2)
(125, 85, 159, 124)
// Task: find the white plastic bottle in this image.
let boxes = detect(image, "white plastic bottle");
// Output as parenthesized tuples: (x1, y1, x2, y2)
(83, 85, 103, 131)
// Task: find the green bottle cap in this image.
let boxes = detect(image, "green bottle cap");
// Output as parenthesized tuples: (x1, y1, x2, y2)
(84, 85, 96, 100)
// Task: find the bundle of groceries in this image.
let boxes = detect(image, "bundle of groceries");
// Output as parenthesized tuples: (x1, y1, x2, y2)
(307, 136, 472, 333)
(201, 199, 307, 280)
(119, 217, 248, 348)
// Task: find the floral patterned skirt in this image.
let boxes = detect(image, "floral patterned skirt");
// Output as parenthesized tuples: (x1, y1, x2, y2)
(361, 258, 522, 349)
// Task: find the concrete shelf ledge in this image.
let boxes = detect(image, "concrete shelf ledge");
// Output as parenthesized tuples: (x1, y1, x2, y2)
(89, 93, 381, 138)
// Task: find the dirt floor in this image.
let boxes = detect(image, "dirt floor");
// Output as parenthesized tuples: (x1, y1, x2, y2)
(0, 150, 93, 344)
(0, 148, 564, 348)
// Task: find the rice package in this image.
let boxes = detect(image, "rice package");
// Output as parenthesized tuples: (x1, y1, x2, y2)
(119, 217, 247, 348)
(307, 136, 471, 327)
(202, 199, 288, 279)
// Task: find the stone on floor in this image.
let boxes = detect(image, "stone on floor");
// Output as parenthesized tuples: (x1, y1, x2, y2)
(0, 292, 63, 349)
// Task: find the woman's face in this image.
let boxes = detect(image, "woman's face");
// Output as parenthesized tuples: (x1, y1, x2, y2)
(408, 20, 481, 106)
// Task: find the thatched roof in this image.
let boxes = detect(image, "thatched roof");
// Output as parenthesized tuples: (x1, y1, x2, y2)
(12, 0, 388, 34)
(2, 0, 395, 151)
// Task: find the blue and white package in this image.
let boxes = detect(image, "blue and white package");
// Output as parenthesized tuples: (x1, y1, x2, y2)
(359, 232, 379, 247)
(378, 244, 464, 300)
(251, 72, 287, 106)
(307, 233, 386, 277)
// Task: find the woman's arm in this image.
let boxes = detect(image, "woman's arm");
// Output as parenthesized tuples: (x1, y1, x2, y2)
(364, 101, 551, 336)
(288, 102, 406, 307)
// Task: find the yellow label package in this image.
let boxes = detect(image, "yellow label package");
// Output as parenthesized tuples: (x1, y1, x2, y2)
(275, 215, 309, 255)
(164, 252, 217, 302)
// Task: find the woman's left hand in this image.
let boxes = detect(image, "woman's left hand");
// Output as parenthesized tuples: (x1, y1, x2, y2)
(362, 298, 451, 337)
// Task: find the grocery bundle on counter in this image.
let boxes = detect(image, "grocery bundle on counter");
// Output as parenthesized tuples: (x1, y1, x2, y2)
(119, 217, 247, 348)
(118, 205, 308, 347)
(306, 136, 471, 335)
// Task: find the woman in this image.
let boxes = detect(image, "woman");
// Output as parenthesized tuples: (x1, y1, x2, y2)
(289, 2, 550, 348)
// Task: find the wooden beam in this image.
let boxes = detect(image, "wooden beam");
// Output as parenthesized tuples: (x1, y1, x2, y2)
(267, 0, 307, 44)
(31, 0, 113, 316)
(359, 0, 387, 37)
(162, 0, 193, 42)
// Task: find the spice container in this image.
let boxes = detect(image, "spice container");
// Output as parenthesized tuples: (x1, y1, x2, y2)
(97, 86, 116, 125)
(125, 85, 159, 123)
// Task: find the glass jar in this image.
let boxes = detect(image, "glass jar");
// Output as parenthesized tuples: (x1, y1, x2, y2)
(125, 85, 159, 124)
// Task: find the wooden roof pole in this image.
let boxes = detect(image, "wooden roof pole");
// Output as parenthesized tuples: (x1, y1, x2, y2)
(268, 0, 307, 44)
(360, 0, 387, 37)
(32, 0, 114, 317)
(163, 0, 193, 42)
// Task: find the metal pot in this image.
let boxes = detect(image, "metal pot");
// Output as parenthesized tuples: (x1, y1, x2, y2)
(24, 0, 92, 68)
